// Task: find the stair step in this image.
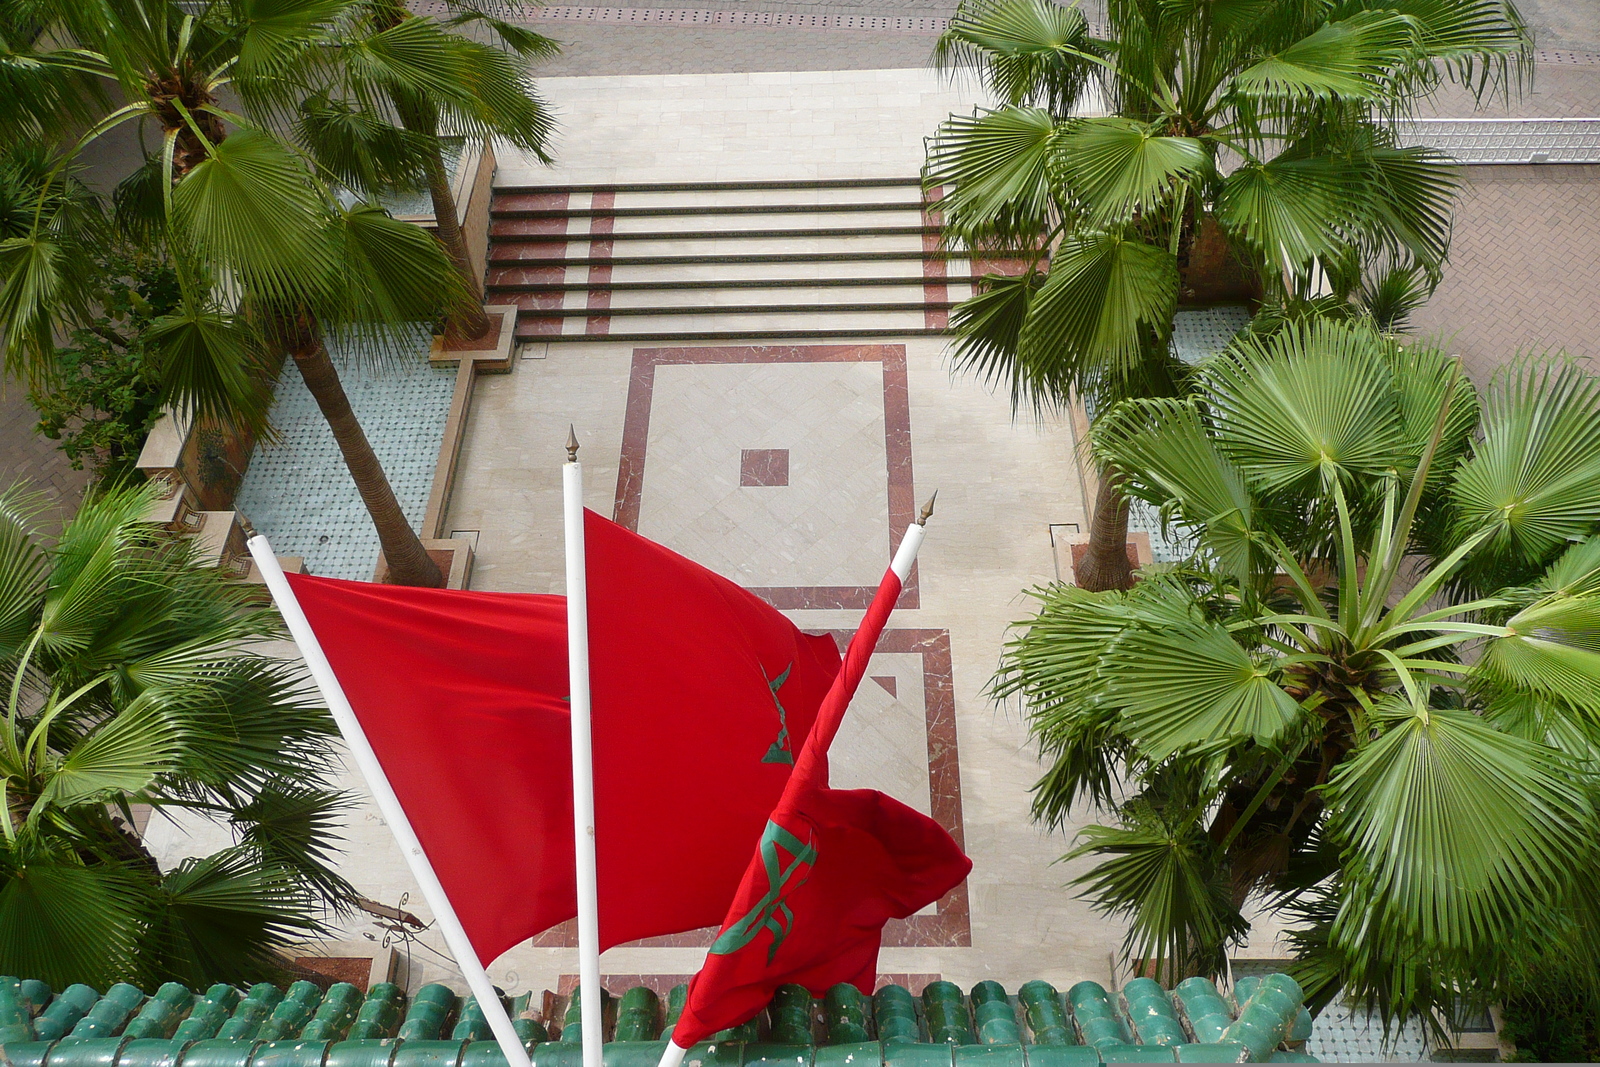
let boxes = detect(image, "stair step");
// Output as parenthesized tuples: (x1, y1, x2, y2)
(489, 275, 962, 292)
(515, 327, 949, 343)
(518, 303, 934, 336)
(499, 298, 954, 317)
(489, 257, 965, 287)
(495, 176, 920, 195)
(492, 201, 929, 220)
(500, 225, 938, 242)
(494, 236, 934, 263)
(489, 250, 970, 269)
(487, 177, 959, 348)
(493, 213, 929, 239)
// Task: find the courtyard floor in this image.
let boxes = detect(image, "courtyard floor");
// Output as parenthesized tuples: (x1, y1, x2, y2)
(82, 0, 1600, 1056)
(150, 64, 1133, 997)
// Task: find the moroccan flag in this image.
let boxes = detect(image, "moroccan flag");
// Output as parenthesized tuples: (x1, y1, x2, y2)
(669, 558, 973, 1048)
(286, 509, 841, 963)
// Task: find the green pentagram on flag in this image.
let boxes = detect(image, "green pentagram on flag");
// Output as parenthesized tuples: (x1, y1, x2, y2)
(710, 820, 817, 962)
(760, 662, 794, 765)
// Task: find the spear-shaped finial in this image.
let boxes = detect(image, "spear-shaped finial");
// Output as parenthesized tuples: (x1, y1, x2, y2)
(566, 425, 580, 462)
(918, 490, 938, 525)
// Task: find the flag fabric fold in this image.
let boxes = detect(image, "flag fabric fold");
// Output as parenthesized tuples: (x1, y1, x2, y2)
(670, 560, 973, 1048)
(287, 509, 841, 963)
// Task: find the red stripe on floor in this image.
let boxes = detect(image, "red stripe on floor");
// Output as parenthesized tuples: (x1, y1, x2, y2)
(922, 185, 949, 330)
(586, 191, 617, 335)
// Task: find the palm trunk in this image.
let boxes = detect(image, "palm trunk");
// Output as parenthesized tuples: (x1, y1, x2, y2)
(370, 0, 491, 341)
(286, 317, 444, 588)
(1076, 466, 1134, 591)
(422, 143, 492, 340)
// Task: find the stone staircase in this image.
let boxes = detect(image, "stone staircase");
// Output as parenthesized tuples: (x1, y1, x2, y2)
(485, 177, 981, 345)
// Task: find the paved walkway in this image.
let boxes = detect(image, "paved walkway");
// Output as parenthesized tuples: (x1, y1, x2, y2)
(1409, 163, 1600, 379)
(147, 67, 1127, 1000)
(0, 380, 91, 529)
(530, 22, 941, 77)
(454, 69, 1112, 996)
(1514, 0, 1600, 53)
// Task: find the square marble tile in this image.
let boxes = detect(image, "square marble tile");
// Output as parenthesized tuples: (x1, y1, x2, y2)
(637, 361, 890, 588)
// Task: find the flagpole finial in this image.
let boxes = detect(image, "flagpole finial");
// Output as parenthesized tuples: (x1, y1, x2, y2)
(566, 425, 580, 463)
(918, 490, 938, 526)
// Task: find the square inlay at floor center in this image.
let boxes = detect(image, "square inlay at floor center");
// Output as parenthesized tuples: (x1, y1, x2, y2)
(739, 447, 789, 487)
(616, 346, 918, 608)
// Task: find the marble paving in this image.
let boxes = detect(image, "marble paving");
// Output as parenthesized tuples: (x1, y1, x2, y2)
(636, 361, 889, 590)
(145, 65, 1297, 1003)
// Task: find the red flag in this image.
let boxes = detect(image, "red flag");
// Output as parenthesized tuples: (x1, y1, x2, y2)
(671, 559, 972, 1048)
(287, 509, 841, 963)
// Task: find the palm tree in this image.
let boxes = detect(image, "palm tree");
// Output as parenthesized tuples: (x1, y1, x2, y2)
(0, 9, 97, 145)
(300, 0, 557, 340)
(0, 481, 350, 988)
(925, 0, 1529, 590)
(995, 318, 1600, 1029)
(0, 0, 484, 587)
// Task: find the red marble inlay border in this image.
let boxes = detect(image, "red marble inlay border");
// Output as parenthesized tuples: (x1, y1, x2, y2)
(614, 344, 918, 610)
(839, 627, 969, 948)
(922, 186, 949, 331)
(487, 190, 569, 335)
(529, 628, 970, 949)
(586, 191, 616, 336)
(876, 973, 942, 995)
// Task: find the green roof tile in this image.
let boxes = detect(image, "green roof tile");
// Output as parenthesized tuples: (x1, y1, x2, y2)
(872, 988, 918, 1046)
(921, 985, 974, 1047)
(0, 976, 1317, 1065)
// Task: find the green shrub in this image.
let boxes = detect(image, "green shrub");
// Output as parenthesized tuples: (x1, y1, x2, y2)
(1502, 964, 1600, 1063)
(29, 250, 179, 488)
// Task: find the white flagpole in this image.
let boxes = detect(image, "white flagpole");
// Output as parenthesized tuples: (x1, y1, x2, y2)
(889, 490, 933, 582)
(245, 534, 533, 1067)
(654, 493, 938, 1067)
(563, 428, 604, 1067)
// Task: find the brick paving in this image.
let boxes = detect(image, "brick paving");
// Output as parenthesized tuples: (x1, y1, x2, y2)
(1515, 0, 1600, 53)
(1409, 163, 1600, 383)
(0, 379, 92, 527)
(530, 22, 940, 76)
(1425, 61, 1600, 118)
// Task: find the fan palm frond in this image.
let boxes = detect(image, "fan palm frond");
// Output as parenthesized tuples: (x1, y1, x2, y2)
(1200, 319, 1407, 493)
(1324, 692, 1596, 960)
(936, 0, 1106, 116)
(139, 847, 324, 987)
(926, 106, 1060, 246)
(0, 847, 145, 989)
(1068, 799, 1248, 977)
(1019, 232, 1179, 381)
(1450, 356, 1600, 585)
